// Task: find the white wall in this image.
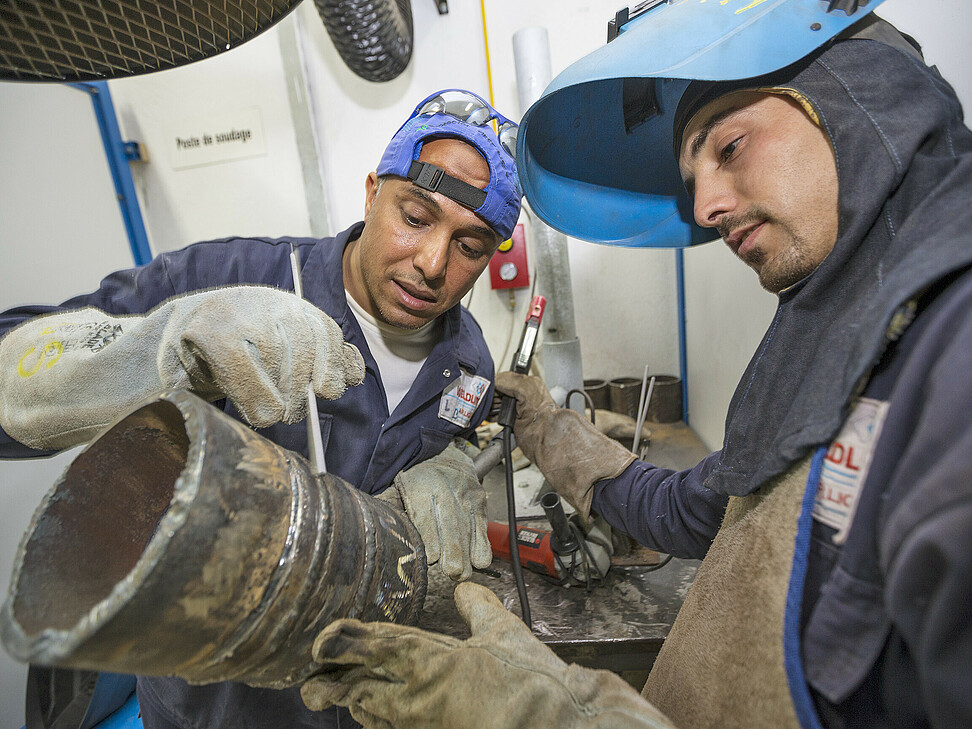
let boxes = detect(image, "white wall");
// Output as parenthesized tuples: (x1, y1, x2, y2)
(108, 26, 313, 251)
(0, 0, 969, 723)
(0, 82, 135, 727)
(290, 0, 679, 378)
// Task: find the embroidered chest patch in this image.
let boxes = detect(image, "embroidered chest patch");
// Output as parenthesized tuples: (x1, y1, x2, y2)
(438, 369, 490, 427)
(813, 397, 890, 544)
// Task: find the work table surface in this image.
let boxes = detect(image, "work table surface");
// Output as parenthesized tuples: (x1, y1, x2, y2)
(419, 420, 712, 674)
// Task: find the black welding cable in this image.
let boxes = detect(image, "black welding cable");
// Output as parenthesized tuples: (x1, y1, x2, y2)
(565, 388, 596, 426)
(503, 425, 531, 627)
(570, 520, 601, 592)
(643, 553, 674, 572)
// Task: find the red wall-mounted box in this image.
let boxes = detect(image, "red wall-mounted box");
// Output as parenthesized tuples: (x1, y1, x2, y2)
(489, 223, 529, 289)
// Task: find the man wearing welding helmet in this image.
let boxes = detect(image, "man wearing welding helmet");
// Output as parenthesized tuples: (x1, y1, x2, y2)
(296, 5, 972, 729)
(0, 89, 521, 729)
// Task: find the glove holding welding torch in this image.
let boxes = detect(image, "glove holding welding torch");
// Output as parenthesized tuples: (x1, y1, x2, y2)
(301, 580, 676, 729)
(494, 371, 637, 521)
(0, 285, 365, 450)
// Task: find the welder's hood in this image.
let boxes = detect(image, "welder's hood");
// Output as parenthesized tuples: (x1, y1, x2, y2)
(517, 0, 887, 248)
(681, 22, 972, 496)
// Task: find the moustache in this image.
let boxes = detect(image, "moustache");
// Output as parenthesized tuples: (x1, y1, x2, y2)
(716, 207, 773, 243)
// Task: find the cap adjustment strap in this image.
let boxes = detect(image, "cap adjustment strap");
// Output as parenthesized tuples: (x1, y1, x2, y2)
(407, 160, 487, 210)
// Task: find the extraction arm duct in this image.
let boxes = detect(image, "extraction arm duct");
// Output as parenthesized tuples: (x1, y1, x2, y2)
(1, 0, 413, 83)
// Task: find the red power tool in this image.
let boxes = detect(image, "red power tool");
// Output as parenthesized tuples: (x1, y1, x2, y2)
(487, 522, 561, 578)
(487, 491, 581, 580)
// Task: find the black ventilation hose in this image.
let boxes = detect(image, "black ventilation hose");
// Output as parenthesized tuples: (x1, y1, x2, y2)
(313, 0, 414, 82)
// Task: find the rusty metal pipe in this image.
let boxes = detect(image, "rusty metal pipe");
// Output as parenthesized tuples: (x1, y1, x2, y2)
(0, 390, 426, 688)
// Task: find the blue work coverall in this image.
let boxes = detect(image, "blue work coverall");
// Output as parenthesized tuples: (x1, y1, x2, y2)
(0, 221, 496, 729)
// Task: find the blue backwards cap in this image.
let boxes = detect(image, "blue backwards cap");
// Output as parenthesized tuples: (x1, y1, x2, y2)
(377, 90, 522, 241)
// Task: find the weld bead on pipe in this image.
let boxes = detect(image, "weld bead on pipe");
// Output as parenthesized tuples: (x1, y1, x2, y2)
(0, 390, 426, 688)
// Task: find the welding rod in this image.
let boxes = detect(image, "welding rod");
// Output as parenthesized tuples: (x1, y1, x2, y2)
(290, 244, 327, 475)
(632, 373, 655, 457)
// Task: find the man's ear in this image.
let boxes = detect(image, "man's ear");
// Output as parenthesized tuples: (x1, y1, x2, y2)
(364, 172, 380, 217)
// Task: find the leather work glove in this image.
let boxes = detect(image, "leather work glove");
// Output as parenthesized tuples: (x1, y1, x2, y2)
(495, 372, 636, 519)
(300, 581, 676, 729)
(0, 286, 365, 450)
(377, 441, 491, 581)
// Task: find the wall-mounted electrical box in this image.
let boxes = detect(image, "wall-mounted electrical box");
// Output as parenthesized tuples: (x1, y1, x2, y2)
(489, 223, 529, 289)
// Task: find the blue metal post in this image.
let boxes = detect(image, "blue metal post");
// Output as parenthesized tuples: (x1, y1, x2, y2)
(69, 81, 152, 266)
(676, 249, 689, 424)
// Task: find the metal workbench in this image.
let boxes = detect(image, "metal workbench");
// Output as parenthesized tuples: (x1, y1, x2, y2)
(418, 421, 713, 680)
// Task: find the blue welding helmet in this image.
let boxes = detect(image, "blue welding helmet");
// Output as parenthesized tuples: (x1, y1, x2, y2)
(517, 0, 886, 248)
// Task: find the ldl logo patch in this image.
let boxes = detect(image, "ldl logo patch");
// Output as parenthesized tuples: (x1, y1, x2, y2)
(439, 369, 490, 427)
(813, 397, 890, 544)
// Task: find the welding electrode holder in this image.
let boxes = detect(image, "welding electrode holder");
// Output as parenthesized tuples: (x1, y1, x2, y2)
(497, 296, 546, 429)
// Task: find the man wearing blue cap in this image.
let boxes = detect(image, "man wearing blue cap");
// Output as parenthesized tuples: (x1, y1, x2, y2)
(295, 6, 972, 729)
(0, 89, 521, 729)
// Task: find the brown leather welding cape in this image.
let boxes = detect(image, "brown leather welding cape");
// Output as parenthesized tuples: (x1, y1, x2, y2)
(642, 456, 811, 728)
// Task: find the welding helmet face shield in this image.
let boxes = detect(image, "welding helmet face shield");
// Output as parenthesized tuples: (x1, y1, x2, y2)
(516, 0, 886, 249)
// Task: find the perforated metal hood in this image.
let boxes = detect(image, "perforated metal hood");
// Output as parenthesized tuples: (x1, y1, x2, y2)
(0, 0, 302, 82)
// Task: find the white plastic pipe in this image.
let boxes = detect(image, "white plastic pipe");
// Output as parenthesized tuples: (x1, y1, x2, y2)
(513, 27, 585, 412)
(513, 27, 552, 117)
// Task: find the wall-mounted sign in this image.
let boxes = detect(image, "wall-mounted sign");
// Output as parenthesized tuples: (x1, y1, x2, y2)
(168, 107, 267, 170)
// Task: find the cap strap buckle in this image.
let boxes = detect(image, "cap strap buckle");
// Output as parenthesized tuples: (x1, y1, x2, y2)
(411, 160, 444, 190)
(407, 160, 487, 210)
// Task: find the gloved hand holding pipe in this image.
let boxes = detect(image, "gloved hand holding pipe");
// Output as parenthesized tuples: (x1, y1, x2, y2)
(300, 581, 677, 729)
(379, 439, 493, 582)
